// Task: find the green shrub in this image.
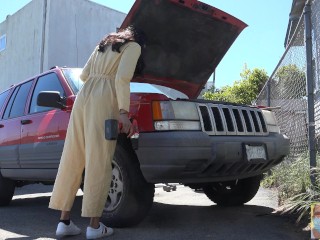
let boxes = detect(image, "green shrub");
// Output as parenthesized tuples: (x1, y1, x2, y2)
(262, 152, 312, 204)
(261, 152, 320, 221)
(281, 185, 320, 222)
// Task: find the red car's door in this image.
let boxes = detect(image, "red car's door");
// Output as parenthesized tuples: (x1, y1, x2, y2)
(20, 73, 70, 172)
(0, 81, 33, 169)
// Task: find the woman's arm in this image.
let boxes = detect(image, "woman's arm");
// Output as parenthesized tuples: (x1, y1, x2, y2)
(115, 42, 141, 137)
(115, 42, 141, 113)
(80, 46, 98, 82)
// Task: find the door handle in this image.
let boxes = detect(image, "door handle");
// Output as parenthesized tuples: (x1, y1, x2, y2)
(21, 119, 32, 125)
(0, 124, 4, 128)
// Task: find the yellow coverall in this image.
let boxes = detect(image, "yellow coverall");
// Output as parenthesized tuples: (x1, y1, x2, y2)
(49, 41, 141, 217)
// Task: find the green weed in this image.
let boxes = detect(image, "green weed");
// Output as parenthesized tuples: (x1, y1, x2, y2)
(261, 152, 320, 222)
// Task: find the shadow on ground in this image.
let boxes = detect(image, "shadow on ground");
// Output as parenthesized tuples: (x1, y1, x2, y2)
(0, 192, 309, 240)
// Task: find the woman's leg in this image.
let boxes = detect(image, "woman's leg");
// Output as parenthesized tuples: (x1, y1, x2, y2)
(90, 217, 100, 228)
(81, 80, 117, 218)
(49, 94, 86, 213)
(49, 119, 86, 211)
(50, 94, 86, 238)
(60, 211, 71, 220)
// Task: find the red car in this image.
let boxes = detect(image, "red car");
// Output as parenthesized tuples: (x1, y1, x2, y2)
(0, 0, 289, 227)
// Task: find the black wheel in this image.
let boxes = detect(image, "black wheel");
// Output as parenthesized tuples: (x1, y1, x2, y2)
(102, 144, 154, 227)
(203, 175, 262, 206)
(0, 172, 15, 206)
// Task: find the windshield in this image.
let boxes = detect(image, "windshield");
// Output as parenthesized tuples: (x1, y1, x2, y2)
(62, 68, 188, 99)
(131, 83, 188, 99)
(62, 68, 84, 94)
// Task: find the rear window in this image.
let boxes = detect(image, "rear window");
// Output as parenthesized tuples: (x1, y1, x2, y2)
(3, 81, 33, 119)
(0, 90, 9, 114)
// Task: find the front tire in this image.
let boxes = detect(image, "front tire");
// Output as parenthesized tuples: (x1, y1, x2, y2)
(102, 144, 154, 227)
(0, 172, 15, 206)
(203, 175, 262, 206)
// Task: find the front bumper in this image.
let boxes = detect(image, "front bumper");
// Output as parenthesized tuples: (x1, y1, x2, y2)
(135, 131, 289, 183)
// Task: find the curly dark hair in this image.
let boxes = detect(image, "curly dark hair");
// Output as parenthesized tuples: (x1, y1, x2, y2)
(98, 25, 147, 75)
(98, 25, 146, 53)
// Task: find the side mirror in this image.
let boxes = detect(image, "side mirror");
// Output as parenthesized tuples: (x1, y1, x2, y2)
(37, 91, 66, 109)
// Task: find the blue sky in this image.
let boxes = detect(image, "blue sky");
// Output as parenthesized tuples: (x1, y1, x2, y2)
(0, 0, 292, 88)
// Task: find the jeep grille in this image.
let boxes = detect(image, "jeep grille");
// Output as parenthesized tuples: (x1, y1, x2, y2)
(197, 104, 268, 136)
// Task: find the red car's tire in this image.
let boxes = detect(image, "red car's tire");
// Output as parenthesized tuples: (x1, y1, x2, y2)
(203, 175, 262, 206)
(0, 172, 15, 206)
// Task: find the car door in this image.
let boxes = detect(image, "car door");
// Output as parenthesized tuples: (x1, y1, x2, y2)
(19, 72, 70, 172)
(0, 81, 33, 169)
(0, 89, 12, 169)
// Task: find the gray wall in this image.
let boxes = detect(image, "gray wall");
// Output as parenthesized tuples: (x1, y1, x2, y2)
(0, 0, 45, 91)
(44, 0, 126, 70)
(0, 0, 126, 92)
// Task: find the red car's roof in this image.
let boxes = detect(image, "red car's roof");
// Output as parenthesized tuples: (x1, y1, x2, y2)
(121, 0, 247, 99)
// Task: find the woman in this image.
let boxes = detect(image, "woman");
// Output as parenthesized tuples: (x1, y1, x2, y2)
(49, 25, 146, 239)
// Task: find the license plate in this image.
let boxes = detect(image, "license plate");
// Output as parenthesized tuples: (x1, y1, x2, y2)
(245, 145, 267, 161)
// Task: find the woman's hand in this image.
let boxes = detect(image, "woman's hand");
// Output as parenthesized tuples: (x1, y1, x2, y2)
(119, 113, 134, 138)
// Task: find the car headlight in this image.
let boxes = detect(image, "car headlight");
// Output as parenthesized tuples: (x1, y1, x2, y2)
(261, 109, 280, 133)
(152, 101, 201, 131)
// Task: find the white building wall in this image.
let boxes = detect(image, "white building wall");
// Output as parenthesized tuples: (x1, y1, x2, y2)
(0, 0, 126, 92)
(44, 0, 126, 70)
(0, 0, 45, 91)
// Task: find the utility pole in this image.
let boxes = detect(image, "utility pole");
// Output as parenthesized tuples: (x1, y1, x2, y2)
(304, 0, 316, 185)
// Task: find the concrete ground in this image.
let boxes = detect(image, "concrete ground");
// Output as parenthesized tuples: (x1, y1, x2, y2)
(0, 184, 310, 240)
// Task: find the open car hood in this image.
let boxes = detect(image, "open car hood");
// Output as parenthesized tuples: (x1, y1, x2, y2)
(121, 0, 247, 99)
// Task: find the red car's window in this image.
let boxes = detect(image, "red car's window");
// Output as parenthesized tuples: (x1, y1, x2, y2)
(3, 81, 33, 119)
(0, 90, 10, 117)
(29, 73, 66, 114)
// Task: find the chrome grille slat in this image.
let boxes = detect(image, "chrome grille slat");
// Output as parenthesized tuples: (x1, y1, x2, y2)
(222, 107, 237, 135)
(211, 105, 227, 135)
(197, 103, 269, 136)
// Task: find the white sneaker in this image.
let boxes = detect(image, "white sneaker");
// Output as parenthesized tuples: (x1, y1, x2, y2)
(56, 220, 81, 238)
(86, 222, 114, 239)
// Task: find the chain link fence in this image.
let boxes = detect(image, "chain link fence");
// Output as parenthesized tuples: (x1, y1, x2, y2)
(256, 0, 320, 160)
(313, 0, 320, 154)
